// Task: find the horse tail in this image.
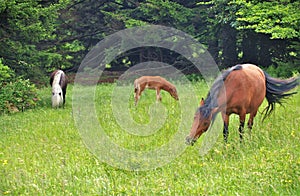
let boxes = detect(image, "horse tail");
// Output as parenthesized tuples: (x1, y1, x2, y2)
(263, 72, 299, 120)
(50, 70, 59, 86)
(59, 71, 67, 89)
(59, 71, 68, 103)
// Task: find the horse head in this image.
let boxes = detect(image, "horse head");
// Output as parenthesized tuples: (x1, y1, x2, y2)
(52, 84, 63, 108)
(185, 98, 216, 145)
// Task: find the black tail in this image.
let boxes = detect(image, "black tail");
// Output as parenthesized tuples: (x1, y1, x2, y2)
(263, 72, 299, 120)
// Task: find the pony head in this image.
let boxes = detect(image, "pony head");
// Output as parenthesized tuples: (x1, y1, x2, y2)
(51, 84, 63, 108)
(185, 98, 216, 145)
(169, 87, 179, 100)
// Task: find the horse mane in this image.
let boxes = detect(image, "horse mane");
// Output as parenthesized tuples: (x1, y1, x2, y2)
(199, 65, 243, 119)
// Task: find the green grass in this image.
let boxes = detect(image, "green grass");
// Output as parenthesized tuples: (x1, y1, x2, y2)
(1, 83, 299, 195)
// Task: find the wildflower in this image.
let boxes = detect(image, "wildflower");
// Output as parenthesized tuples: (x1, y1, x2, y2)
(3, 190, 11, 195)
(2, 160, 8, 166)
(291, 130, 295, 137)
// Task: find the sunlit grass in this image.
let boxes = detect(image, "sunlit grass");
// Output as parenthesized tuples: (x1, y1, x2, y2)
(0, 83, 299, 195)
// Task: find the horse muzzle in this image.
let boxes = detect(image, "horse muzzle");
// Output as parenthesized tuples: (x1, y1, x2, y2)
(185, 136, 197, 146)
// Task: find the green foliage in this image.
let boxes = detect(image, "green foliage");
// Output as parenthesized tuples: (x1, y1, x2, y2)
(0, 0, 299, 80)
(0, 0, 71, 78)
(195, 0, 299, 70)
(185, 73, 204, 82)
(102, 0, 196, 34)
(234, 0, 300, 39)
(198, 0, 239, 26)
(266, 63, 300, 78)
(0, 59, 14, 82)
(0, 78, 39, 114)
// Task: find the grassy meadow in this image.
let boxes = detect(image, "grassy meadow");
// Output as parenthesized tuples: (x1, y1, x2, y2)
(1, 82, 299, 195)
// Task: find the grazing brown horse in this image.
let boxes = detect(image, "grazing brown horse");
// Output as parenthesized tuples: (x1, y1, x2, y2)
(186, 64, 299, 145)
(50, 70, 68, 108)
(134, 76, 179, 105)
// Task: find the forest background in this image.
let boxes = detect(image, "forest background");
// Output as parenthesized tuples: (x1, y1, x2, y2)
(0, 0, 299, 113)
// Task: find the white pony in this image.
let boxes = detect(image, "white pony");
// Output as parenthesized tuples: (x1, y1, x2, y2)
(50, 70, 67, 108)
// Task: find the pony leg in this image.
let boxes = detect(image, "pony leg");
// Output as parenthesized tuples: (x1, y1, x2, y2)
(156, 88, 162, 102)
(62, 93, 66, 108)
(63, 91, 66, 105)
(134, 86, 142, 106)
(222, 113, 229, 142)
(134, 88, 139, 106)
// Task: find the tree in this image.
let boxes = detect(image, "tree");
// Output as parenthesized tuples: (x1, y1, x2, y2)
(234, 0, 299, 39)
(99, 0, 200, 72)
(0, 0, 73, 79)
(1, 0, 298, 82)
(234, 0, 300, 74)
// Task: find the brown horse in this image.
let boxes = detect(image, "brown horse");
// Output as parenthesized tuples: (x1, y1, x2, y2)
(50, 70, 68, 108)
(134, 76, 179, 106)
(186, 64, 299, 145)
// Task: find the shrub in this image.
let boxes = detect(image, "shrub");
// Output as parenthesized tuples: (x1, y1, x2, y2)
(0, 59, 39, 114)
(185, 73, 203, 82)
(266, 62, 299, 78)
(0, 78, 39, 114)
(0, 59, 14, 82)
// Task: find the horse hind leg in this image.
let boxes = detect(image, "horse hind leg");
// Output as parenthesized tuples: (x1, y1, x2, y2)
(247, 111, 257, 138)
(156, 88, 162, 102)
(239, 122, 245, 142)
(62, 90, 66, 108)
(248, 117, 253, 130)
(239, 112, 246, 142)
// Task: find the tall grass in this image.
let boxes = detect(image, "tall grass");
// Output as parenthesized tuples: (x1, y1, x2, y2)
(0, 83, 299, 195)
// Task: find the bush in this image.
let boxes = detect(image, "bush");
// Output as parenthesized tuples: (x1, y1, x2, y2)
(266, 62, 299, 78)
(0, 59, 14, 82)
(24, 66, 49, 87)
(0, 59, 39, 114)
(0, 78, 39, 114)
(185, 73, 203, 82)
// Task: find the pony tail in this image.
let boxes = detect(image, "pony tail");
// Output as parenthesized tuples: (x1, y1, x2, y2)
(263, 72, 299, 120)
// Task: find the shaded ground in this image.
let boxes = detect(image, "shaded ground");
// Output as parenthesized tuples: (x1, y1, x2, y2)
(67, 70, 123, 84)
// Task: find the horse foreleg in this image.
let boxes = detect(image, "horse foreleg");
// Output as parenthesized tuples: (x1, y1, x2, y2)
(156, 88, 162, 102)
(222, 113, 229, 142)
(134, 85, 142, 106)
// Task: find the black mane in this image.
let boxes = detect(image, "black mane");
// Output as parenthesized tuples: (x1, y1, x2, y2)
(198, 65, 243, 119)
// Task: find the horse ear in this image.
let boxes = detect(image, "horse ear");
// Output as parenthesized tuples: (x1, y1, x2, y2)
(200, 98, 205, 106)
